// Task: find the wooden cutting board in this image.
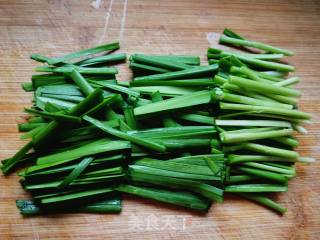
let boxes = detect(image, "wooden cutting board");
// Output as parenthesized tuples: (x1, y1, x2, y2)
(0, 0, 319, 239)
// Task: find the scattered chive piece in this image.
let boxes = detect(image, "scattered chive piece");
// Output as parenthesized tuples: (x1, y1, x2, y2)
(47, 42, 120, 65)
(236, 166, 288, 184)
(1, 141, 33, 175)
(220, 34, 294, 56)
(236, 193, 287, 214)
(225, 184, 288, 193)
(208, 48, 294, 72)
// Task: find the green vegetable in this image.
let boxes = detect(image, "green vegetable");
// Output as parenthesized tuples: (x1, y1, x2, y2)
(68, 69, 94, 96)
(131, 54, 192, 70)
(24, 108, 82, 124)
(35, 138, 130, 166)
(124, 106, 139, 129)
(90, 80, 140, 98)
(131, 85, 198, 96)
(32, 88, 104, 147)
(236, 166, 288, 184)
(127, 126, 216, 139)
(2, 32, 313, 216)
(83, 116, 166, 152)
(130, 62, 170, 74)
(220, 102, 311, 120)
(151, 91, 180, 127)
(76, 53, 127, 66)
(130, 78, 214, 87)
(228, 155, 298, 164)
(212, 88, 293, 109)
(229, 75, 300, 97)
(242, 162, 295, 175)
(208, 48, 285, 60)
(236, 193, 286, 214)
(16, 198, 121, 215)
(208, 48, 294, 72)
(18, 123, 46, 132)
(220, 34, 294, 56)
(223, 28, 245, 40)
(134, 90, 212, 118)
(137, 54, 200, 65)
(36, 66, 118, 75)
(41, 188, 115, 204)
(47, 42, 120, 65)
(134, 64, 218, 81)
(220, 128, 293, 144)
(116, 184, 209, 211)
(129, 166, 224, 202)
(215, 119, 291, 127)
(1, 141, 33, 175)
(58, 156, 95, 188)
(225, 184, 288, 193)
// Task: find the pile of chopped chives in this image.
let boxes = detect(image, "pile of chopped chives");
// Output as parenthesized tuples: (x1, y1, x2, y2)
(2, 29, 313, 216)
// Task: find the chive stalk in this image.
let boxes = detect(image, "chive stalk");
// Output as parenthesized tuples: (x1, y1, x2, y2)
(236, 193, 286, 214)
(236, 166, 288, 184)
(208, 48, 294, 72)
(76, 53, 127, 66)
(134, 64, 218, 81)
(24, 108, 82, 124)
(225, 184, 288, 192)
(134, 90, 212, 118)
(83, 116, 166, 152)
(36, 66, 118, 75)
(68, 69, 94, 96)
(130, 62, 170, 74)
(229, 75, 300, 97)
(47, 42, 120, 65)
(215, 119, 291, 127)
(228, 155, 298, 164)
(219, 34, 294, 56)
(1, 141, 33, 174)
(131, 54, 192, 70)
(58, 156, 95, 188)
(219, 128, 293, 144)
(116, 184, 209, 211)
(220, 102, 311, 120)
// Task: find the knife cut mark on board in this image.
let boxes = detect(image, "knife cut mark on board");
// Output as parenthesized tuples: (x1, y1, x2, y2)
(91, 0, 102, 9)
(119, 0, 128, 43)
(98, 0, 114, 44)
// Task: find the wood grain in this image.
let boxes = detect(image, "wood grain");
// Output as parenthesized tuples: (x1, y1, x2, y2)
(0, 0, 319, 239)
